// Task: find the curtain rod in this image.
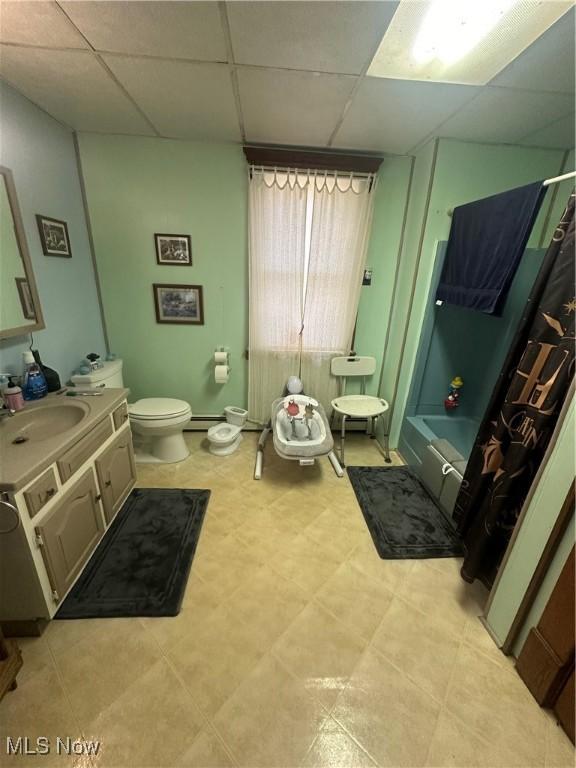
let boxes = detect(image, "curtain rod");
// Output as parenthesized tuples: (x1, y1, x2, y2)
(542, 170, 576, 186)
(249, 164, 375, 179)
(447, 171, 576, 216)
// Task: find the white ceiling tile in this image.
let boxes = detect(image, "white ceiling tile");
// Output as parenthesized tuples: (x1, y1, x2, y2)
(333, 78, 477, 154)
(103, 56, 240, 141)
(519, 114, 575, 150)
(438, 87, 575, 145)
(0, 46, 154, 134)
(59, 1, 227, 61)
(238, 67, 355, 146)
(490, 8, 575, 94)
(228, 1, 398, 75)
(0, 0, 88, 48)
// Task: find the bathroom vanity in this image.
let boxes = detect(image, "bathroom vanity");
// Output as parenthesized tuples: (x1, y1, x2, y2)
(0, 389, 136, 632)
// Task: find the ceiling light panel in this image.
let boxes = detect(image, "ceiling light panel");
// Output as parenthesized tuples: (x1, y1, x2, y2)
(368, 0, 573, 86)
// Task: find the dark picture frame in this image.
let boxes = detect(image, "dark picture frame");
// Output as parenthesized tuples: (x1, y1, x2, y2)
(15, 277, 35, 320)
(36, 214, 71, 258)
(154, 233, 192, 266)
(153, 283, 204, 325)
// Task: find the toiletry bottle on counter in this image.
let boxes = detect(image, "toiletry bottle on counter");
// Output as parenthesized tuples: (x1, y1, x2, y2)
(22, 350, 47, 400)
(3, 376, 25, 411)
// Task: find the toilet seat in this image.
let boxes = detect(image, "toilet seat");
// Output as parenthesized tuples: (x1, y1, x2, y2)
(208, 423, 241, 443)
(129, 398, 191, 421)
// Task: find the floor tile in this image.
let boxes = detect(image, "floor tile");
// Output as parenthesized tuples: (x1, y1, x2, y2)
(273, 602, 368, 709)
(395, 559, 481, 636)
(331, 647, 441, 767)
(168, 603, 268, 718)
(12, 635, 55, 685)
(346, 540, 416, 594)
(270, 533, 343, 595)
(52, 619, 162, 728)
(212, 654, 328, 768)
(176, 727, 236, 767)
(301, 717, 378, 767)
(86, 658, 204, 768)
(545, 715, 576, 768)
(425, 709, 527, 767)
(139, 574, 221, 652)
(314, 561, 394, 642)
(192, 531, 263, 597)
(225, 563, 309, 645)
(0, 666, 85, 767)
(371, 595, 460, 702)
(445, 643, 548, 766)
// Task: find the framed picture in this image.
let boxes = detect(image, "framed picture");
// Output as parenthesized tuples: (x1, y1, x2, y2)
(36, 215, 71, 258)
(153, 284, 204, 325)
(154, 233, 192, 266)
(15, 277, 35, 320)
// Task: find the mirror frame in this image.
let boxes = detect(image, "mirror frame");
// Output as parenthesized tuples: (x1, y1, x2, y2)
(0, 165, 45, 339)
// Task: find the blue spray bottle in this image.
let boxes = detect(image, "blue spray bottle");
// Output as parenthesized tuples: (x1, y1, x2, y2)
(22, 350, 47, 400)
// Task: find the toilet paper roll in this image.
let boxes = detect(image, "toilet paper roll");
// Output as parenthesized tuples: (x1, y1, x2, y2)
(214, 351, 228, 364)
(215, 364, 229, 384)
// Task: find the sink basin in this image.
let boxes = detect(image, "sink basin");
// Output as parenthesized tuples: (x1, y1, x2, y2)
(0, 401, 89, 444)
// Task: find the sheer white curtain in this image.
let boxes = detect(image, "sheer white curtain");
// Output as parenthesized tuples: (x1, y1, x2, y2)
(300, 175, 375, 408)
(248, 169, 307, 423)
(248, 167, 375, 423)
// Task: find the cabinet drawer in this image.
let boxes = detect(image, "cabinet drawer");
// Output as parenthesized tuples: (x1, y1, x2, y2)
(112, 402, 129, 430)
(57, 417, 113, 483)
(24, 467, 58, 519)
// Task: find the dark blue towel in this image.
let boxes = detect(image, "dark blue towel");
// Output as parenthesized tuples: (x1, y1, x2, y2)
(436, 181, 546, 314)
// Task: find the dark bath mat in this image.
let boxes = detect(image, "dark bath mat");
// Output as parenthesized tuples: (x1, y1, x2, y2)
(347, 466, 462, 559)
(56, 488, 209, 619)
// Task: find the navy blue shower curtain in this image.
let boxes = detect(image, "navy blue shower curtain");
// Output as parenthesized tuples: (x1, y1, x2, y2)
(437, 181, 547, 314)
(453, 191, 575, 588)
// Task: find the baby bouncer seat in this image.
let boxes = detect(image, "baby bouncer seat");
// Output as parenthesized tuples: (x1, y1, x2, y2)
(254, 393, 343, 480)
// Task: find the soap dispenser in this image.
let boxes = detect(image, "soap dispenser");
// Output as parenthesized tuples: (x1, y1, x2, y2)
(22, 350, 48, 401)
(3, 376, 25, 411)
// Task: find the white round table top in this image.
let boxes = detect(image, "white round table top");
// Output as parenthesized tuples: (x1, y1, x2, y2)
(331, 395, 389, 418)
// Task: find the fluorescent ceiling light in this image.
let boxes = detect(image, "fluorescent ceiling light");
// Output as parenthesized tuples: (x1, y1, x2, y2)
(368, 0, 573, 86)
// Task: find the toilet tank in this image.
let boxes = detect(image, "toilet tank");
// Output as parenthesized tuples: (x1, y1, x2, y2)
(71, 359, 124, 389)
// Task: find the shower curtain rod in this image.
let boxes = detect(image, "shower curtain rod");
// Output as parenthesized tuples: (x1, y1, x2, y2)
(542, 170, 576, 186)
(447, 171, 576, 216)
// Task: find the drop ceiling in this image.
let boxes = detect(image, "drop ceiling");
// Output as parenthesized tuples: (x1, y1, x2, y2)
(0, 1, 574, 155)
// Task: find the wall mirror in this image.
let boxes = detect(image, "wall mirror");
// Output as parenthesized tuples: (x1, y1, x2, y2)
(0, 166, 44, 339)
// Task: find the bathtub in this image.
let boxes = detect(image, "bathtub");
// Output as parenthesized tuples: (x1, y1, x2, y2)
(402, 414, 480, 463)
(399, 414, 480, 516)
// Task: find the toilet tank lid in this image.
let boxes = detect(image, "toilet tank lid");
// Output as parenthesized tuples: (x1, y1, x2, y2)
(71, 359, 123, 384)
(129, 398, 191, 418)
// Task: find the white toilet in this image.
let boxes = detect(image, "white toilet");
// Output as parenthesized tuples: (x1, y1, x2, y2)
(71, 359, 192, 464)
(208, 406, 248, 455)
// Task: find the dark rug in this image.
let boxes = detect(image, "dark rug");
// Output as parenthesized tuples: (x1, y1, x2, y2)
(56, 488, 209, 619)
(347, 466, 462, 559)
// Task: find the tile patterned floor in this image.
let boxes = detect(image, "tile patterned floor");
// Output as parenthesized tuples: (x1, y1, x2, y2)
(1, 432, 574, 768)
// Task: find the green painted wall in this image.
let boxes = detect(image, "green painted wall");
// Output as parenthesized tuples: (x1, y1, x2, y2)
(77, 134, 248, 414)
(0, 83, 106, 381)
(485, 394, 575, 649)
(354, 155, 413, 395)
(384, 138, 568, 448)
(375, 140, 436, 447)
(78, 133, 413, 414)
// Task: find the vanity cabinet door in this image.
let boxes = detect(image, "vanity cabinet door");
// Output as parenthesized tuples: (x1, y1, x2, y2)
(95, 429, 136, 524)
(35, 470, 104, 603)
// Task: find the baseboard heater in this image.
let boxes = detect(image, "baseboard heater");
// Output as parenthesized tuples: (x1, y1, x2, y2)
(184, 415, 372, 433)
